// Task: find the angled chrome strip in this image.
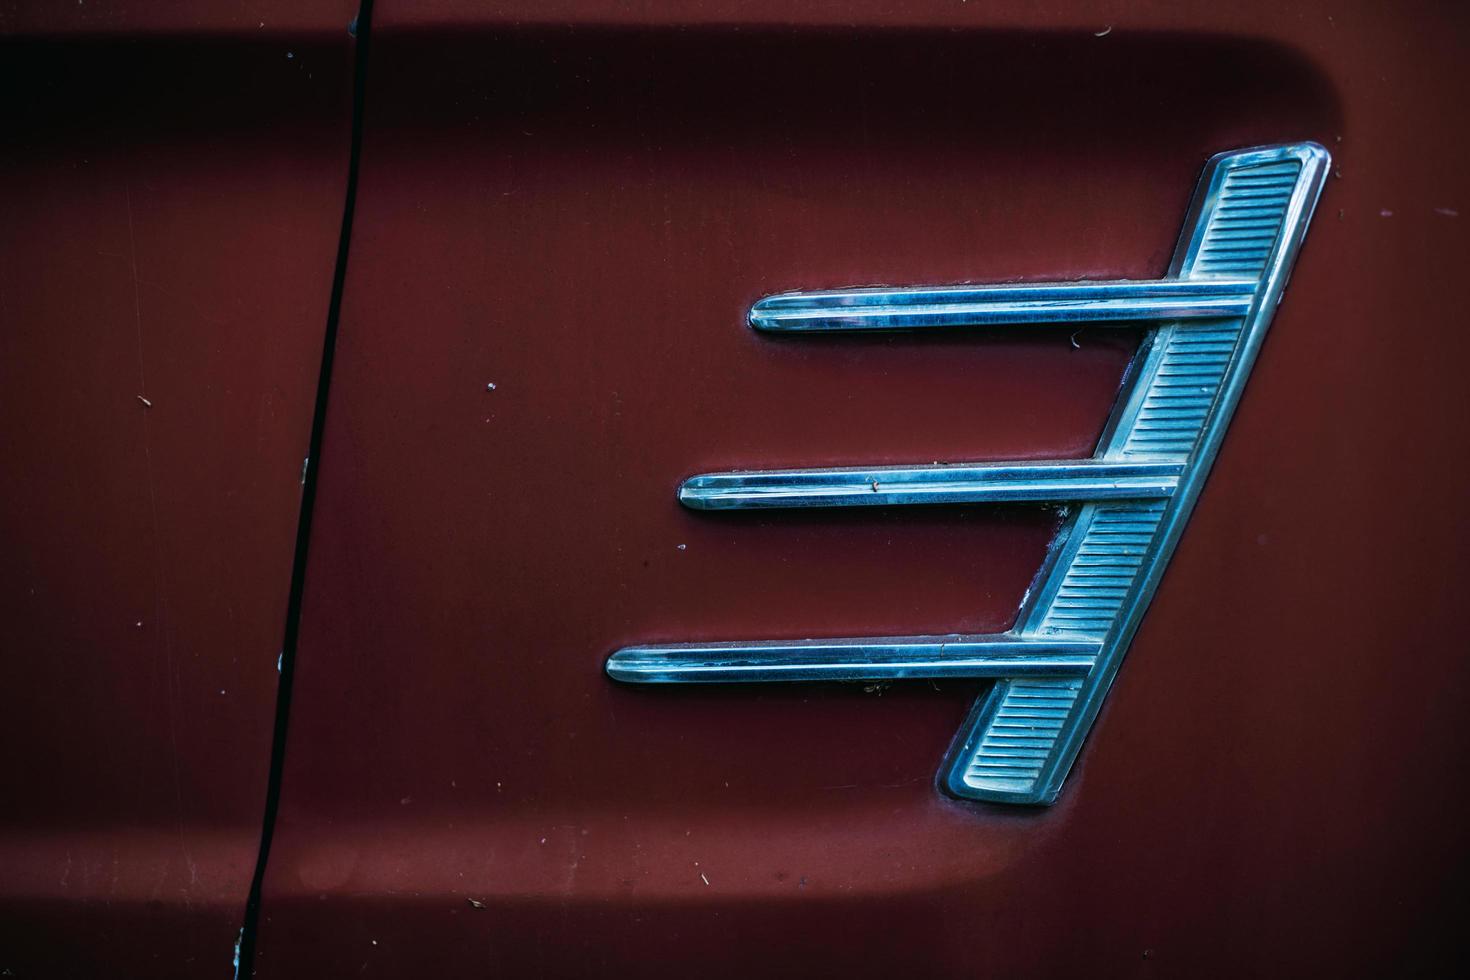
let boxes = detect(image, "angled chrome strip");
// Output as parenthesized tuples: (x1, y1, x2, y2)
(749, 278, 1257, 331)
(608, 143, 1330, 805)
(608, 635, 1099, 683)
(679, 460, 1181, 510)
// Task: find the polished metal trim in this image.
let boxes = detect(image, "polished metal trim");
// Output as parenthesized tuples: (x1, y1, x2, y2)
(608, 143, 1329, 806)
(607, 635, 1098, 683)
(679, 460, 1181, 510)
(749, 278, 1257, 331)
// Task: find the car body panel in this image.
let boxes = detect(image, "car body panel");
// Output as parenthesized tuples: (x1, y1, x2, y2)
(253, 3, 1467, 977)
(3, 3, 1467, 977)
(0, 6, 355, 976)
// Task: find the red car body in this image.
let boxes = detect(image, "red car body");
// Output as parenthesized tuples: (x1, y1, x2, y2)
(3, 2, 1467, 976)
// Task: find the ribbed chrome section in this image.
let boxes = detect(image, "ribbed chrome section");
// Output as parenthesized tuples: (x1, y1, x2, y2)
(1033, 501, 1167, 637)
(960, 679, 1084, 795)
(1187, 160, 1301, 278)
(1118, 323, 1242, 458)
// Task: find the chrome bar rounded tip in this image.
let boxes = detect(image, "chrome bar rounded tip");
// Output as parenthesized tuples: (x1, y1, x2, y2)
(676, 478, 716, 510)
(604, 651, 646, 683)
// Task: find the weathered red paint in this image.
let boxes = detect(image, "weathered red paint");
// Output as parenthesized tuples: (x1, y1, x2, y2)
(0, 8, 356, 977)
(5, 2, 1468, 977)
(252, 3, 1468, 977)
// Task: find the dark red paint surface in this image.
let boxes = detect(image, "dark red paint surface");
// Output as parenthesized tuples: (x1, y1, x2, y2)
(3, 1, 1468, 977)
(0, 8, 356, 977)
(254, 3, 1466, 978)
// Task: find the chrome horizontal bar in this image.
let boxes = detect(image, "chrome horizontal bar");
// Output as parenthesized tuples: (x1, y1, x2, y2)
(679, 459, 1182, 511)
(749, 278, 1257, 332)
(607, 635, 1099, 684)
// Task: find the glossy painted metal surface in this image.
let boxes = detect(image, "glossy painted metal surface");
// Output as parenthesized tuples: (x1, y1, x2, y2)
(613, 144, 1329, 804)
(0, 6, 357, 978)
(240, 2, 1465, 977)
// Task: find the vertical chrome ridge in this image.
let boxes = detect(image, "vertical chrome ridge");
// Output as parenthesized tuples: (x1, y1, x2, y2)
(607, 143, 1330, 806)
(948, 143, 1329, 804)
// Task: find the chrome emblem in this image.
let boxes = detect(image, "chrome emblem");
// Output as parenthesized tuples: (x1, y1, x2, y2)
(608, 144, 1329, 804)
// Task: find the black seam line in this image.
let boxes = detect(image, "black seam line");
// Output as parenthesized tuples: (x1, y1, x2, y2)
(236, 1, 374, 975)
